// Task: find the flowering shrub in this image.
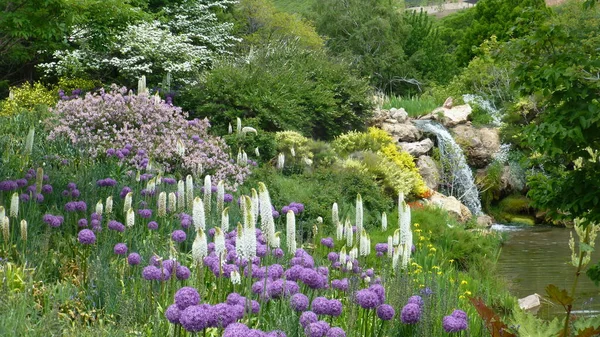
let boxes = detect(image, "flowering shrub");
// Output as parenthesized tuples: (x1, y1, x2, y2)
(0, 82, 57, 116)
(48, 86, 250, 187)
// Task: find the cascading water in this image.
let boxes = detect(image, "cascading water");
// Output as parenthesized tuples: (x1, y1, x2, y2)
(413, 120, 483, 215)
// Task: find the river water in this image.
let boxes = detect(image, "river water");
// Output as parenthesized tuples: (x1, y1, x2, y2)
(494, 224, 600, 318)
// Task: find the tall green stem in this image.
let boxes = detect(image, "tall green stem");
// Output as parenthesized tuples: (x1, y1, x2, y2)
(563, 226, 590, 337)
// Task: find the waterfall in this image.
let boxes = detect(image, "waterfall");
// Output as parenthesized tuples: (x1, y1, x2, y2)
(413, 120, 483, 215)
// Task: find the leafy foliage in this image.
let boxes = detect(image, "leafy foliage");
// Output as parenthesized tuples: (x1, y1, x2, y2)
(181, 42, 373, 140)
(470, 297, 516, 337)
(511, 1, 600, 225)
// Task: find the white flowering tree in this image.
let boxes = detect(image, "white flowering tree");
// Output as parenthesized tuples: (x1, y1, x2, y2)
(38, 0, 239, 85)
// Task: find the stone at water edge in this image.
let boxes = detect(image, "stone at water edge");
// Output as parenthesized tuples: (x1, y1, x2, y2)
(381, 122, 422, 143)
(416, 155, 440, 190)
(400, 138, 434, 157)
(452, 125, 500, 168)
(389, 107, 408, 123)
(428, 191, 473, 222)
(518, 294, 542, 313)
(432, 104, 472, 127)
(476, 215, 494, 228)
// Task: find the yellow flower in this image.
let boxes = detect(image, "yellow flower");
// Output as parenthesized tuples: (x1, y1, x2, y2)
(437, 271, 443, 275)
(419, 284, 425, 288)
(429, 247, 437, 253)
(431, 266, 440, 270)
(414, 223, 420, 227)
(420, 236, 426, 241)
(464, 291, 472, 296)
(449, 259, 455, 263)
(459, 295, 465, 300)
(460, 280, 468, 286)
(414, 229, 422, 233)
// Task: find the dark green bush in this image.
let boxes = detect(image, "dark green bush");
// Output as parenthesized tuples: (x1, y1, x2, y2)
(223, 130, 278, 164)
(179, 42, 373, 140)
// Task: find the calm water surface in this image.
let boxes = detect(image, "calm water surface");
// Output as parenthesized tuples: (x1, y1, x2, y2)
(494, 224, 600, 318)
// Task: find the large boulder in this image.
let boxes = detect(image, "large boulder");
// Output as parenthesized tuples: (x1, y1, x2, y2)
(416, 155, 440, 190)
(428, 191, 473, 222)
(432, 104, 472, 127)
(452, 125, 500, 168)
(400, 138, 434, 156)
(370, 107, 409, 126)
(381, 122, 422, 142)
(389, 108, 408, 123)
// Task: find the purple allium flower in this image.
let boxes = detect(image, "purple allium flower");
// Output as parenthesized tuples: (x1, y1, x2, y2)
(66, 182, 77, 190)
(165, 304, 181, 324)
(19, 193, 30, 202)
(420, 287, 433, 296)
(305, 322, 328, 337)
(281, 206, 290, 214)
(326, 327, 346, 337)
(289, 206, 299, 215)
(329, 299, 343, 317)
(369, 284, 385, 305)
(407, 295, 423, 307)
(120, 186, 132, 199)
(108, 220, 125, 232)
(176, 266, 191, 280)
(355, 289, 379, 309)
(290, 293, 309, 312)
(376, 304, 395, 320)
(35, 193, 44, 202)
(114, 243, 128, 255)
(142, 265, 162, 280)
(272, 248, 284, 258)
(91, 212, 102, 221)
(171, 230, 187, 243)
(138, 209, 152, 218)
(250, 300, 260, 314)
(224, 323, 250, 337)
(267, 264, 284, 279)
(70, 189, 80, 198)
(147, 221, 158, 230)
(128, 253, 141, 265)
(41, 184, 53, 194)
(311, 297, 329, 315)
(375, 243, 388, 254)
(0, 180, 18, 191)
(106, 148, 116, 156)
(227, 293, 245, 306)
(327, 252, 339, 262)
(16, 179, 27, 187)
(78, 218, 88, 227)
(272, 210, 280, 218)
(400, 303, 421, 324)
(78, 229, 96, 244)
(65, 201, 77, 212)
(43, 214, 64, 227)
(442, 315, 468, 332)
(299, 268, 326, 289)
(299, 311, 318, 328)
(224, 193, 234, 203)
(320, 237, 334, 248)
(331, 278, 349, 292)
(267, 330, 286, 337)
(175, 287, 201, 310)
(451, 309, 467, 320)
(180, 305, 212, 332)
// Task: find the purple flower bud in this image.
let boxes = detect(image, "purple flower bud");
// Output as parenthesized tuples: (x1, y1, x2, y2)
(148, 221, 158, 230)
(114, 243, 128, 255)
(400, 303, 421, 324)
(377, 304, 395, 320)
(128, 253, 141, 265)
(78, 229, 96, 244)
(172, 230, 187, 243)
(175, 287, 201, 310)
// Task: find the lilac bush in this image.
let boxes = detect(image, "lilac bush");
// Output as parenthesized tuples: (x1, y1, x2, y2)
(48, 86, 250, 188)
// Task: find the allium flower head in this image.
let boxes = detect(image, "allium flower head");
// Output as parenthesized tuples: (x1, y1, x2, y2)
(78, 229, 96, 244)
(376, 304, 395, 320)
(174, 287, 201, 310)
(326, 327, 346, 337)
(172, 229, 187, 242)
(142, 265, 162, 280)
(290, 293, 309, 312)
(355, 289, 379, 309)
(400, 303, 421, 324)
(165, 304, 181, 324)
(442, 315, 468, 332)
(299, 311, 318, 328)
(407, 295, 423, 307)
(180, 305, 212, 332)
(128, 252, 141, 265)
(114, 243, 128, 255)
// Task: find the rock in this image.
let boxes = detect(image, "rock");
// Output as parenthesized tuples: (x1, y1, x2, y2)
(476, 214, 494, 228)
(428, 192, 473, 222)
(381, 122, 422, 142)
(443, 97, 453, 109)
(452, 125, 500, 168)
(432, 104, 472, 127)
(400, 138, 434, 157)
(518, 294, 542, 313)
(416, 155, 440, 190)
(389, 108, 408, 123)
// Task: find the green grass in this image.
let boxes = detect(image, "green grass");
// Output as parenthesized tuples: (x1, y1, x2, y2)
(382, 95, 439, 117)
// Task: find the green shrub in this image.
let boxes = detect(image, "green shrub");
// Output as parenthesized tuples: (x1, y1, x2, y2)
(180, 42, 373, 140)
(333, 127, 428, 196)
(498, 194, 532, 214)
(223, 130, 278, 164)
(0, 82, 57, 117)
